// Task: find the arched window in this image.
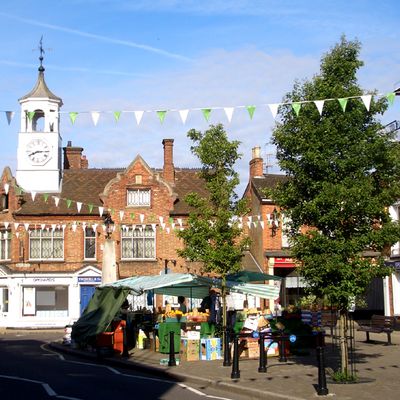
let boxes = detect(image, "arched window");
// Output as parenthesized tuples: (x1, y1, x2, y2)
(32, 110, 45, 132)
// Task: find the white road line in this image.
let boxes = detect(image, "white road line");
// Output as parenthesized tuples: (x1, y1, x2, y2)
(42, 345, 234, 399)
(0, 374, 57, 396)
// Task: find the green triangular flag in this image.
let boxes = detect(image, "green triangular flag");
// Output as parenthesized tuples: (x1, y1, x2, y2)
(27, 111, 35, 121)
(202, 108, 212, 122)
(338, 98, 348, 112)
(246, 105, 256, 119)
(88, 203, 94, 213)
(42, 193, 49, 202)
(69, 112, 78, 124)
(386, 92, 395, 106)
(66, 199, 72, 208)
(130, 213, 135, 220)
(157, 110, 167, 124)
(169, 217, 174, 224)
(292, 102, 301, 116)
(114, 111, 121, 122)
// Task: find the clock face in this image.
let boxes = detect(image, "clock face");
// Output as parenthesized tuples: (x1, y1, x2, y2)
(26, 138, 52, 165)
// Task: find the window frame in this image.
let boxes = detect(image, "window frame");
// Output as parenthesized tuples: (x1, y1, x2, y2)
(121, 224, 156, 260)
(0, 229, 11, 261)
(84, 226, 96, 260)
(29, 228, 64, 261)
(126, 188, 151, 207)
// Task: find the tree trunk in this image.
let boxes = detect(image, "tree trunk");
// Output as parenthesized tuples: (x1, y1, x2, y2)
(338, 309, 349, 375)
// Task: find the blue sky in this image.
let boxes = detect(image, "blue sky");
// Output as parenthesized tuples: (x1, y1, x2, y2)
(0, 0, 399, 194)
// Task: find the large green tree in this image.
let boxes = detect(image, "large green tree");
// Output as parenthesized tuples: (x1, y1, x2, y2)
(177, 124, 249, 277)
(177, 124, 249, 359)
(272, 37, 400, 376)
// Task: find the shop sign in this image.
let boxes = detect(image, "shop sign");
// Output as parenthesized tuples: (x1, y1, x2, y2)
(274, 257, 295, 268)
(78, 276, 101, 283)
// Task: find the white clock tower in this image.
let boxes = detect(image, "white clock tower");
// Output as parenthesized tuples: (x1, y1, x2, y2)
(16, 42, 63, 193)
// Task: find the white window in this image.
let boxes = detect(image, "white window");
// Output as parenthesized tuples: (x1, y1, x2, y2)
(0, 230, 11, 260)
(121, 225, 155, 260)
(127, 189, 151, 206)
(84, 227, 96, 260)
(29, 228, 64, 260)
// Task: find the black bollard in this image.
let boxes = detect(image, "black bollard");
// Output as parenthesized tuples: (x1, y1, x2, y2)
(316, 346, 329, 395)
(258, 333, 267, 373)
(230, 334, 240, 379)
(278, 331, 287, 363)
(168, 331, 176, 366)
(223, 327, 231, 366)
(122, 323, 129, 358)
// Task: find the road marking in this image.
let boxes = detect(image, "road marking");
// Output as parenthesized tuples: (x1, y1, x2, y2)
(42, 345, 234, 399)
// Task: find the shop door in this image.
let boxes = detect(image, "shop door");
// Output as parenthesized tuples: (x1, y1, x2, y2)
(80, 285, 96, 315)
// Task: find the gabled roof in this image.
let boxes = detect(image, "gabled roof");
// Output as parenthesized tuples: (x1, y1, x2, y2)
(19, 70, 63, 104)
(251, 173, 288, 202)
(14, 167, 208, 217)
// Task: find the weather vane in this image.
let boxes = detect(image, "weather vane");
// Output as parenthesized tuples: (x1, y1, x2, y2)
(33, 36, 52, 71)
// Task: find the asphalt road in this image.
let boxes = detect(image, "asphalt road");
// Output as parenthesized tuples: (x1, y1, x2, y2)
(0, 330, 244, 400)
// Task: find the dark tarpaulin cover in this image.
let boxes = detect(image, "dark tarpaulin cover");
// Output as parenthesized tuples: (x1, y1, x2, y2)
(71, 286, 130, 344)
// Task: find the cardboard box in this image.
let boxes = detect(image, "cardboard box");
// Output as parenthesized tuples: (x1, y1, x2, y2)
(180, 339, 200, 361)
(200, 338, 222, 360)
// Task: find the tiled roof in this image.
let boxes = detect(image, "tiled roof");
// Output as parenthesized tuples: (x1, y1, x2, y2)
(251, 174, 288, 201)
(14, 167, 208, 217)
(170, 168, 209, 215)
(15, 169, 121, 216)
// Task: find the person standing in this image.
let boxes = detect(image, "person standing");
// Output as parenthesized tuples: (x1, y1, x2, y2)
(178, 296, 187, 313)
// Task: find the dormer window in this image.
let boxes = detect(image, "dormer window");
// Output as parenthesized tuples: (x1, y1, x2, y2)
(127, 189, 151, 207)
(0, 193, 9, 211)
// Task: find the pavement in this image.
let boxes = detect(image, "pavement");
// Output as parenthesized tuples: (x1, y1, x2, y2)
(42, 328, 400, 400)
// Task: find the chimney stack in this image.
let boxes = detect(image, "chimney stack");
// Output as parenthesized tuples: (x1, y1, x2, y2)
(162, 139, 175, 183)
(63, 141, 88, 169)
(249, 146, 263, 178)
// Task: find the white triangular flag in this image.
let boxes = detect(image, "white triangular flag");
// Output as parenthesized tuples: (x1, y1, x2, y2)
(31, 191, 36, 201)
(260, 221, 265, 230)
(82, 222, 87, 230)
(132, 224, 136, 231)
(361, 95, 372, 111)
(4, 183, 9, 194)
(224, 107, 234, 123)
(166, 227, 170, 234)
(51, 224, 56, 231)
(247, 221, 251, 229)
(5, 111, 15, 125)
(177, 218, 183, 227)
(134, 110, 144, 125)
(314, 100, 325, 115)
(4, 222, 9, 229)
(16, 232, 19, 238)
(119, 210, 124, 221)
(91, 111, 100, 126)
(14, 222, 19, 230)
(24, 223, 29, 231)
(248, 216, 253, 223)
(62, 224, 66, 231)
(92, 223, 98, 232)
(140, 214, 144, 223)
(54, 196, 60, 207)
(99, 206, 104, 217)
(161, 222, 166, 230)
(41, 224, 45, 230)
(268, 103, 280, 119)
(159, 216, 164, 224)
(179, 109, 189, 124)
(72, 223, 77, 232)
(76, 202, 82, 213)
(151, 223, 156, 231)
(171, 223, 176, 230)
